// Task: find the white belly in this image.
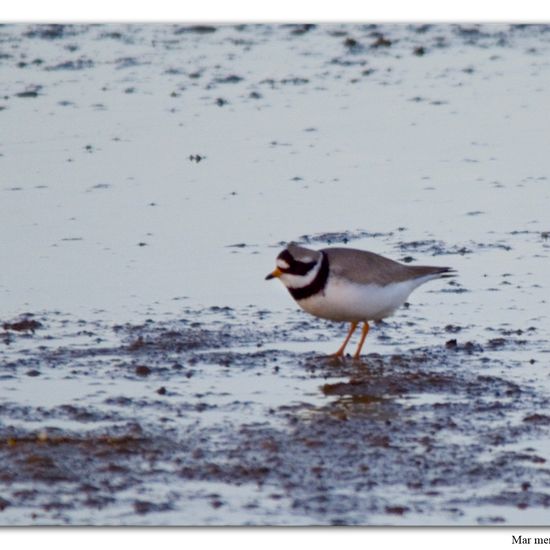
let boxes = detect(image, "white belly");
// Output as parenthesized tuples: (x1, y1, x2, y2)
(296, 276, 426, 322)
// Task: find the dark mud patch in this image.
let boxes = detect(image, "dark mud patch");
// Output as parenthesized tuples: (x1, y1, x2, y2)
(45, 58, 95, 71)
(174, 25, 218, 35)
(298, 230, 395, 246)
(14, 85, 43, 99)
(273, 229, 396, 248)
(3, 316, 43, 333)
(1, 311, 550, 525)
(23, 24, 85, 41)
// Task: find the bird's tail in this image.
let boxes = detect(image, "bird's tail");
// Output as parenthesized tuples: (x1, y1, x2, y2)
(410, 265, 456, 281)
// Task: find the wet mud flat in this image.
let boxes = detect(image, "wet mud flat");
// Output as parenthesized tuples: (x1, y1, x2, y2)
(1, 310, 550, 526)
(2, 22, 550, 526)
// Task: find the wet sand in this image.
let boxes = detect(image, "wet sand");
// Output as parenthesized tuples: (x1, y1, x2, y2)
(1, 23, 550, 525)
(1, 308, 549, 525)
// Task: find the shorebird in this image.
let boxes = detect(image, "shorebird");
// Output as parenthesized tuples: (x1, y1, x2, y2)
(266, 243, 454, 358)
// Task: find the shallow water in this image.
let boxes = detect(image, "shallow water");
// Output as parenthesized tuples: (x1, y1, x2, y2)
(1, 23, 550, 525)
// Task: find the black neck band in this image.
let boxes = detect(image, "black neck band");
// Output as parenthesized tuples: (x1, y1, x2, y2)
(288, 252, 329, 301)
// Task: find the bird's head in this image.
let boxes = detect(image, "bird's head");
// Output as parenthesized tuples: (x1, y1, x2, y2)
(265, 243, 322, 289)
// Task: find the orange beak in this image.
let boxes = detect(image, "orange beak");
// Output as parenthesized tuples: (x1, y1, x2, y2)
(265, 267, 282, 280)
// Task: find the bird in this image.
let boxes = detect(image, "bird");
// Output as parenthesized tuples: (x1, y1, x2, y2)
(265, 242, 455, 359)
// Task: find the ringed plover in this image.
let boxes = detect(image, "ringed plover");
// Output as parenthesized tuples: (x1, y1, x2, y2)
(266, 243, 454, 358)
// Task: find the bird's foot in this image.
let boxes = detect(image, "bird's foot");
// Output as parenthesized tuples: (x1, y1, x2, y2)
(328, 351, 346, 363)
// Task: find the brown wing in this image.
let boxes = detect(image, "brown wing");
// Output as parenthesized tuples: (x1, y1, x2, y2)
(323, 247, 453, 286)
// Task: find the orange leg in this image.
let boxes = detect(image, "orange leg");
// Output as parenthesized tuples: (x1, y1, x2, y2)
(331, 321, 358, 357)
(353, 322, 370, 359)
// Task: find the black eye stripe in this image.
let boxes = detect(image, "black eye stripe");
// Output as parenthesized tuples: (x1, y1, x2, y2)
(278, 250, 294, 266)
(278, 249, 317, 276)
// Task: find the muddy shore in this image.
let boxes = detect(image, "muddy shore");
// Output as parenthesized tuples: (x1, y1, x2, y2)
(2, 23, 550, 525)
(1, 307, 550, 525)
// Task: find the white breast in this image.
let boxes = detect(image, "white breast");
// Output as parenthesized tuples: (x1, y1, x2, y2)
(296, 274, 432, 322)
